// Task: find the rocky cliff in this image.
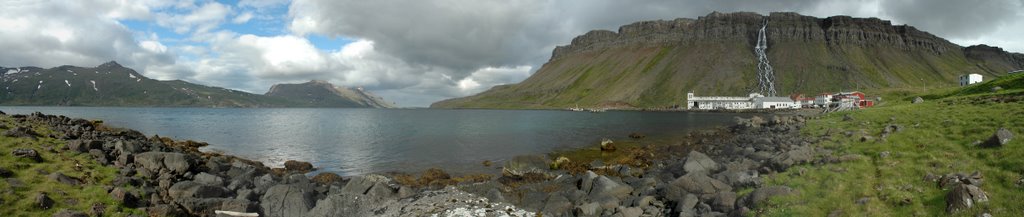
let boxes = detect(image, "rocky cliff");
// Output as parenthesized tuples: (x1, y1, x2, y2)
(432, 12, 1024, 109)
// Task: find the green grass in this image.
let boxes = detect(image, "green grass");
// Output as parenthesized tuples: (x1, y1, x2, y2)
(758, 76, 1024, 216)
(0, 116, 143, 216)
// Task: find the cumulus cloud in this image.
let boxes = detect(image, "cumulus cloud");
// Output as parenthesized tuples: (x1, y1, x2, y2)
(3, 0, 1023, 107)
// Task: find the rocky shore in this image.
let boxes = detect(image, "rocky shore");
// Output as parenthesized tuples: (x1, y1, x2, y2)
(2, 111, 821, 216)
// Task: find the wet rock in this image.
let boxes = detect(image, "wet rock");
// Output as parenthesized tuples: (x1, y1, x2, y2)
(262, 184, 317, 217)
(629, 132, 646, 139)
(284, 160, 314, 173)
(12, 148, 42, 162)
(667, 173, 732, 196)
(36, 192, 54, 209)
(683, 151, 720, 174)
(946, 184, 988, 213)
(47, 172, 82, 186)
(51, 209, 88, 217)
(980, 128, 1013, 148)
(912, 97, 924, 104)
(3, 126, 40, 139)
(600, 138, 616, 151)
(740, 186, 792, 208)
(311, 172, 343, 185)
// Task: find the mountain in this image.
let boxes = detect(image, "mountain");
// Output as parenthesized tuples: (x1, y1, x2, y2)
(265, 80, 395, 108)
(431, 12, 1024, 109)
(0, 61, 393, 108)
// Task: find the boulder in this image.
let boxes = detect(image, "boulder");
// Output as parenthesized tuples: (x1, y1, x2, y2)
(146, 204, 185, 217)
(135, 152, 192, 175)
(574, 202, 602, 216)
(668, 173, 732, 196)
(683, 151, 720, 174)
(0, 167, 12, 178)
(589, 176, 633, 199)
(194, 172, 224, 186)
(946, 184, 988, 213)
(768, 145, 814, 171)
(600, 139, 616, 151)
(284, 160, 315, 173)
(714, 169, 760, 188)
(177, 198, 257, 216)
(168, 181, 227, 199)
(912, 97, 924, 104)
(67, 140, 103, 153)
(113, 140, 144, 155)
(741, 186, 792, 208)
(980, 128, 1013, 148)
(3, 126, 40, 139)
(579, 170, 598, 192)
(47, 172, 82, 186)
(12, 148, 42, 162)
(340, 174, 390, 195)
(36, 192, 54, 209)
(109, 187, 137, 207)
(620, 207, 643, 217)
(542, 194, 573, 215)
(261, 184, 317, 217)
(711, 191, 737, 211)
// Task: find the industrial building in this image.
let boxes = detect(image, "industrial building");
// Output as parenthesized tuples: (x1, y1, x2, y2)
(686, 92, 798, 110)
(960, 74, 983, 86)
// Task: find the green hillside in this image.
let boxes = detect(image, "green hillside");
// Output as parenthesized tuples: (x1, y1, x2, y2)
(431, 12, 1023, 109)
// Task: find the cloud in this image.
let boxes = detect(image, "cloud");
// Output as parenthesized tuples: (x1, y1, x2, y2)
(155, 1, 232, 34)
(233, 11, 255, 24)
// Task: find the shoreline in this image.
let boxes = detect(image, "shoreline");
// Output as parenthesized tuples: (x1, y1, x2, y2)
(1, 110, 819, 216)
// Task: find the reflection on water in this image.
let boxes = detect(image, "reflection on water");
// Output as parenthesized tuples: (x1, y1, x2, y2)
(0, 107, 744, 176)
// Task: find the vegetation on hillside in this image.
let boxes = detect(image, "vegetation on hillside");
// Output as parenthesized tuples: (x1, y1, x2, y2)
(758, 74, 1023, 216)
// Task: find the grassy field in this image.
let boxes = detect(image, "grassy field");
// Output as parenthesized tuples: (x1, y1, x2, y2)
(759, 73, 1024, 216)
(0, 116, 142, 216)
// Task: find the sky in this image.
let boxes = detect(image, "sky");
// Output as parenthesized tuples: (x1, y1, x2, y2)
(1, 0, 1022, 107)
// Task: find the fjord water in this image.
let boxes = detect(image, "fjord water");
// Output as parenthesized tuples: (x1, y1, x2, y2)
(0, 107, 743, 176)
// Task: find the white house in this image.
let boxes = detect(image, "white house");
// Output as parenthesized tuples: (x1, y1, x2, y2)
(755, 97, 799, 109)
(959, 74, 983, 86)
(813, 93, 833, 108)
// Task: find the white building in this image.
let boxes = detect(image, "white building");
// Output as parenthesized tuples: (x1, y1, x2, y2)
(686, 92, 797, 110)
(959, 74, 983, 86)
(813, 93, 833, 108)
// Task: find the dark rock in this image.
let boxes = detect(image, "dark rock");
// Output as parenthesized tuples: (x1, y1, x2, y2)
(856, 197, 870, 205)
(629, 132, 646, 139)
(768, 145, 813, 171)
(912, 97, 924, 104)
(261, 184, 317, 217)
(109, 187, 137, 207)
(284, 160, 315, 173)
(0, 167, 11, 178)
(168, 181, 227, 199)
(714, 169, 760, 188)
(146, 204, 185, 217)
(311, 172, 342, 185)
(683, 151, 720, 175)
(36, 192, 54, 209)
(47, 172, 82, 186)
(67, 140, 103, 153)
(340, 175, 389, 195)
(12, 148, 42, 162)
(946, 184, 988, 213)
(51, 209, 88, 217)
(3, 126, 40, 139)
(980, 128, 1013, 148)
(842, 114, 854, 121)
(741, 186, 792, 208)
(88, 149, 108, 165)
(579, 171, 598, 192)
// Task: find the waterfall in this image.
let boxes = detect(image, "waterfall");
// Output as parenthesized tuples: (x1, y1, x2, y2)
(755, 19, 777, 97)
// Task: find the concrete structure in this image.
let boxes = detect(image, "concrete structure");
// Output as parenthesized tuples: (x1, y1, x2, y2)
(686, 92, 797, 110)
(959, 73, 983, 86)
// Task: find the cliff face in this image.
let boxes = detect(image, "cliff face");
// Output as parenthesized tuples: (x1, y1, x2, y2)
(432, 12, 1024, 109)
(265, 80, 395, 108)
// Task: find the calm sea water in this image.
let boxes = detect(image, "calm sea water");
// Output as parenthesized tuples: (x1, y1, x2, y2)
(0, 107, 744, 176)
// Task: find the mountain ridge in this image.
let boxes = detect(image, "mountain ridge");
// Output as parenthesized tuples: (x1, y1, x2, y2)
(431, 12, 1024, 109)
(0, 62, 393, 108)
